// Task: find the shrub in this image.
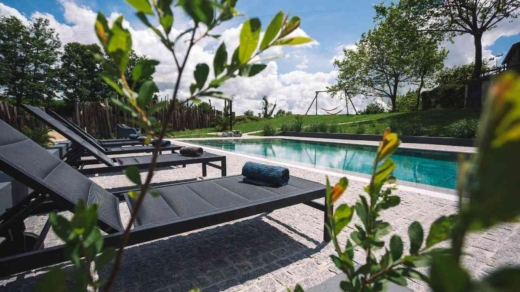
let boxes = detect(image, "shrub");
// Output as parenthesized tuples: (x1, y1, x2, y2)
(395, 91, 418, 112)
(355, 123, 366, 134)
(317, 122, 328, 133)
(448, 119, 479, 138)
(328, 124, 339, 133)
(403, 123, 425, 136)
(290, 115, 304, 132)
(22, 127, 54, 148)
(263, 123, 276, 136)
(274, 109, 286, 117)
(280, 123, 290, 132)
(305, 123, 318, 132)
(362, 102, 386, 114)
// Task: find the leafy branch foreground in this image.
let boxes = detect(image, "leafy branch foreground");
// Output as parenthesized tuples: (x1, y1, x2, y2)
(39, 0, 314, 291)
(290, 72, 520, 292)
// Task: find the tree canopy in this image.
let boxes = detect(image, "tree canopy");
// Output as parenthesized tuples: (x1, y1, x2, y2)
(400, 0, 520, 79)
(330, 3, 446, 112)
(0, 16, 61, 105)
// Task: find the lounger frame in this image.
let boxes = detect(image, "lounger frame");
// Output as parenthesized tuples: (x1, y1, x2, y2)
(0, 175, 330, 277)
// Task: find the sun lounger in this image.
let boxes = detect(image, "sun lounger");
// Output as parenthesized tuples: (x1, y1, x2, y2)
(22, 105, 182, 156)
(47, 109, 144, 146)
(0, 119, 329, 277)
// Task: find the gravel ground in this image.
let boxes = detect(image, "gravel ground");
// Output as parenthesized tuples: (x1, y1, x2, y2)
(1, 140, 519, 292)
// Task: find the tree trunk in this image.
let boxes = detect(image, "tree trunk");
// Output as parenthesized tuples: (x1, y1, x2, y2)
(390, 96, 397, 112)
(415, 76, 424, 111)
(472, 32, 483, 80)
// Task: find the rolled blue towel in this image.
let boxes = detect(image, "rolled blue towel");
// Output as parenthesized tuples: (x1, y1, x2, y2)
(129, 134, 138, 140)
(180, 146, 203, 157)
(242, 162, 290, 187)
(151, 140, 171, 147)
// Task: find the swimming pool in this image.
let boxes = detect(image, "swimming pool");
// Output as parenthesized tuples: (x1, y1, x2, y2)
(185, 139, 460, 190)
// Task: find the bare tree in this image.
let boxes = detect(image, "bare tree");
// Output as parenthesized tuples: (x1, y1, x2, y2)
(260, 96, 277, 118)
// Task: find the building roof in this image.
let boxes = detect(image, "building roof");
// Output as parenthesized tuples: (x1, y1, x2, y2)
(502, 41, 520, 65)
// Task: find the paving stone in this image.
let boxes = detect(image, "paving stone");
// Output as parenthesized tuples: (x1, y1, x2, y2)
(257, 277, 280, 292)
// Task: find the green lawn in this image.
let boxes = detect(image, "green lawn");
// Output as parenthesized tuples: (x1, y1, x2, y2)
(340, 109, 481, 137)
(168, 109, 481, 138)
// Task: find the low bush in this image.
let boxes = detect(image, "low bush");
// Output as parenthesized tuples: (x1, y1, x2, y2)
(328, 124, 339, 133)
(290, 115, 304, 132)
(355, 123, 366, 134)
(22, 127, 54, 148)
(263, 123, 276, 136)
(280, 123, 290, 132)
(448, 119, 479, 138)
(361, 102, 386, 114)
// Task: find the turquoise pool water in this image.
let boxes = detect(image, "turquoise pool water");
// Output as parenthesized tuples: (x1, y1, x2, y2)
(186, 139, 459, 190)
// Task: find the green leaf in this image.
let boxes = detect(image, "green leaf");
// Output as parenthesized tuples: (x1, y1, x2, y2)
(199, 91, 232, 100)
(37, 267, 67, 292)
(209, 76, 228, 88)
(375, 222, 391, 239)
(355, 197, 369, 228)
(111, 98, 137, 115)
(280, 16, 301, 38)
(374, 159, 395, 185)
(426, 215, 457, 248)
(430, 254, 470, 292)
(149, 100, 169, 114)
(481, 267, 520, 291)
(398, 268, 430, 283)
(386, 270, 407, 286)
(150, 189, 161, 198)
(157, 0, 174, 35)
(124, 166, 142, 186)
(94, 13, 110, 47)
(101, 74, 124, 96)
(69, 243, 82, 267)
(272, 36, 313, 46)
(95, 247, 116, 270)
(136, 12, 164, 39)
(83, 203, 99, 236)
(107, 16, 132, 73)
(408, 221, 424, 255)
(194, 63, 210, 89)
(380, 196, 400, 210)
(213, 42, 227, 77)
(390, 235, 403, 261)
(49, 213, 72, 242)
(345, 239, 354, 260)
(260, 11, 284, 51)
(179, 0, 214, 25)
(239, 64, 267, 77)
(333, 204, 353, 235)
(138, 80, 156, 109)
(239, 18, 261, 65)
(83, 227, 103, 253)
(190, 83, 198, 95)
(132, 59, 160, 83)
(125, 0, 153, 14)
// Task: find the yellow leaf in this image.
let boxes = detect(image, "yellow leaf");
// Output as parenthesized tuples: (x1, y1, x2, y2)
(332, 177, 349, 203)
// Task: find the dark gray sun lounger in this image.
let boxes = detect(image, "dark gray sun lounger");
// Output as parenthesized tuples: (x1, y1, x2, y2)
(47, 109, 143, 147)
(22, 104, 182, 156)
(0, 119, 329, 277)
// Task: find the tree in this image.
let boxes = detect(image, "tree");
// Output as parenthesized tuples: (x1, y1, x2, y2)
(375, 3, 447, 111)
(260, 96, 276, 118)
(243, 110, 254, 117)
(0, 16, 61, 105)
(275, 109, 286, 117)
(59, 42, 112, 102)
(330, 15, 415, 111)
(400, 0, 520, 79)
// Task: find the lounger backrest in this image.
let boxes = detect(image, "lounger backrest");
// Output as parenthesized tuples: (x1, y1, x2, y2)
(47, 109, 103, 147)
(0, 119, 123, 232)
(21, 105, 114, 167)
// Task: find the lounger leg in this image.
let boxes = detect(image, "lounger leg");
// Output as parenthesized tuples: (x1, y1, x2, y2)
(221, 159, 227, 176)
(202, 163, 207, 177)
(324, 203, 333, 242)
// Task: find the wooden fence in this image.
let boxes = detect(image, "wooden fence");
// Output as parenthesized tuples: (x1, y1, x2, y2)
(1, 99, 226, 138)
(0, 102, 44, 131)
(72, 99, 223, 138)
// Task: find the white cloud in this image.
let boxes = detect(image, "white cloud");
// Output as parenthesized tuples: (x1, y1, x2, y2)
(0, 2, 28, 23)
(330, 43, 356, 64)
(0, 0, 338, 116)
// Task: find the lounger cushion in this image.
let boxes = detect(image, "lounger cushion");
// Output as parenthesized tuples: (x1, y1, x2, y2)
(127, 175, 324, 227)
(0, 120, 124, 232)
(116, 152, 218, 166)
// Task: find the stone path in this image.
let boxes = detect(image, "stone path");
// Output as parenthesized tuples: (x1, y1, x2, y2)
(1, 144, 518, 292)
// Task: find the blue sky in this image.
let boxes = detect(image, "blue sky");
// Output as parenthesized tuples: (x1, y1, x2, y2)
(1, 0, 520, 114)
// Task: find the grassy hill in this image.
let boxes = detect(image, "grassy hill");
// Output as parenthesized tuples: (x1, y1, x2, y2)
(170, 109, 481, 138)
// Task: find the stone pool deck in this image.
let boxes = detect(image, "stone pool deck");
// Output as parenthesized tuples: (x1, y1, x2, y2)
(1, 138, 518, 292)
